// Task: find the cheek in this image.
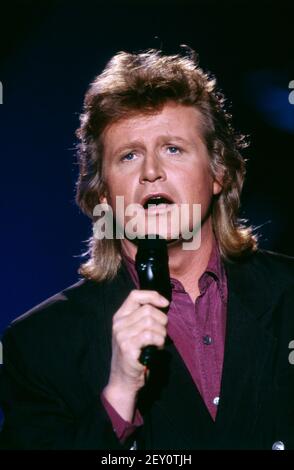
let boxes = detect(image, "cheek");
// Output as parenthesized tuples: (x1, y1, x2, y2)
(105, 170, 121, 193)
(105, 173, 135, 207)
(186, 172, 213, 200)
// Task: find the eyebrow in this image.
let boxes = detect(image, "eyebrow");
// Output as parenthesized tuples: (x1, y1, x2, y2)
(112, 140, 143, 157)
(111, 136, 193, 157)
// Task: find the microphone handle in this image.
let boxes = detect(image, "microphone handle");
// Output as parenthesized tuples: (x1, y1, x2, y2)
(139, 303, 170, 367)
(137, 261, 171, 367)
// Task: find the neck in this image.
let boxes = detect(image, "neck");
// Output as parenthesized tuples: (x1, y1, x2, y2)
(121, 217, 214, 298)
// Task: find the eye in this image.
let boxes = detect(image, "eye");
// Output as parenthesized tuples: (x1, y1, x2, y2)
(120, 152, 136, 162)
(166, 146, 181, 155)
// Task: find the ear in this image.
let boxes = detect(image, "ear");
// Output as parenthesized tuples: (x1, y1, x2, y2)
(213, 179, 223, 195)
(212, 165, 225, 195)
(99, 194, 108, 204)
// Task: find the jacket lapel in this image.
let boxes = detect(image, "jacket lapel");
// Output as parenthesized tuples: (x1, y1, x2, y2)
(213, 259, 276, 445)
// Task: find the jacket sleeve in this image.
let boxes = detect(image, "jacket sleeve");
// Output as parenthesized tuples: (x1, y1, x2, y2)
(0, 328, 138, 450)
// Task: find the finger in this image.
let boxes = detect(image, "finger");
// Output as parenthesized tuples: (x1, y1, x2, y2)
(135, 330, 166, 350)
(130, 322, 167, 343)
(116, 289, 169, 318)
(114, 318, 167, 348)
(114, 304, 168, 331)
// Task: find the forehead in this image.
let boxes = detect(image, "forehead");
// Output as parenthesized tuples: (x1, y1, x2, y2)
(102, 102, 205, 151)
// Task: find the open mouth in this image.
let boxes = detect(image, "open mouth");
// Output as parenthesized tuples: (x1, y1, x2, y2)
(143, 195, 174, 210)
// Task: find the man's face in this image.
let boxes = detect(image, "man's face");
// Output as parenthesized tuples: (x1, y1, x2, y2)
(100, 101, 222, 242)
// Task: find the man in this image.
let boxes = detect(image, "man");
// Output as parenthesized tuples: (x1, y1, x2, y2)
(0, 49, 293, 450)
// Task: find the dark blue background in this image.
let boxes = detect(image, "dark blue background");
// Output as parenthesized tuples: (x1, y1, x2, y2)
(0, 0, 293, 337)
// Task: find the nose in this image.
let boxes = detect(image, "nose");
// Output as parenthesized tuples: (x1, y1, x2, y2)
(139, 153, 166, 184)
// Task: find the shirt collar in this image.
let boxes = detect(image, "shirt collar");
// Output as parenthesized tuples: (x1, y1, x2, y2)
(198, 239, 227, 301)
(121, 236, 226, 300)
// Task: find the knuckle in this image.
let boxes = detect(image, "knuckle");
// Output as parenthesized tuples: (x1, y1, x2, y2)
(143, 331, 153, 343)
(115, 330, 124, 344)
(161, 313, 168, 324)
(130, 289, 139, 300)
(120, 339, 130, 353)
(112, 312, 119, 323)
(144, 315, 154, 328)
(113, 308, 124, 322)
(157, 314, 167, 326)
(112, 317, 120, 331)
(142, 304, 152, 316)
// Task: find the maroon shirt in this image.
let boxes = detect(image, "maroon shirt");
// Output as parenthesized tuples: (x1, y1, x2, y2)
(102, 239, 228, 441)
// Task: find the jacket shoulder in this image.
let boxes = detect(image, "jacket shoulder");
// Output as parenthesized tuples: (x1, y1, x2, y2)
(249, 249, 294, 284)
(2, 278, 105, 346)
(224, 249, 294, 314)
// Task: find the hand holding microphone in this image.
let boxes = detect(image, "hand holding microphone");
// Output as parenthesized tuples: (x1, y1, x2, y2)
(104, 237, 171, 420)
(135, 236, 172, 368)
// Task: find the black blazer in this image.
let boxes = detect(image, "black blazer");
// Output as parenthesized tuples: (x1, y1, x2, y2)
(0, 249, 294, 450)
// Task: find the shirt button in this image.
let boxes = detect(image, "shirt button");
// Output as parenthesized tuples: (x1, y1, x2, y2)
(213, 396, 220, 406)
(272, 441, 285, 450)
(203, 335, 212, 345)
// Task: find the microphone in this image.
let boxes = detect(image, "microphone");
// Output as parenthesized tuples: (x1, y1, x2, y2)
(135, 236, 172, 368)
